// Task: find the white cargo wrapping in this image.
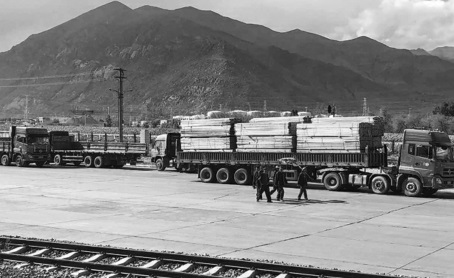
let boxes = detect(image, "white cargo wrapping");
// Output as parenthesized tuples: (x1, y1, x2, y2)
(296, 116, 384, 152)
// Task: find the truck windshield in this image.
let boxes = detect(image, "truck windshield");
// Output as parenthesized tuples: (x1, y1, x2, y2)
(27, 136, 49, 144)
(435, 146, 454, 162)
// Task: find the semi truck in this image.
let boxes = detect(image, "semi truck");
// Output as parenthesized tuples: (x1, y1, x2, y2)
(49, 131, 148, 168)
(151, 127, 454, 197)
(0, 126, 50, 167)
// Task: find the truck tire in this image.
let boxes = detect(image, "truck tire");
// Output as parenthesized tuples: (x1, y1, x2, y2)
(323, 172, 343, 191)
(200, 167, 215, 183)
(113, 162, 125, 169)
(15, 155, 27, 167)
(54, 154, 66, 166)
(216, 167, 232, 184)
(1, 154, 10, 166)
(93, 156, 104, 168)
(234, 168, 251, 185)
(370, 176, 390, 194)
(403, 177, 423, 197)
(84, 156, 94, 168)
(156, 158, 166, 171)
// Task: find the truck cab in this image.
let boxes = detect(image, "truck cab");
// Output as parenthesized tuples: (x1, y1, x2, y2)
(150, 133, 181, 171)
(397, 129, 454, 196)
(0, 126, 50, 167)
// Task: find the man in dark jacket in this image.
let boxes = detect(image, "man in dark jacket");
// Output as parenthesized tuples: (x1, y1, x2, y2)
(297, 166, 310, 200)
(253, 166, 262, 201)
(258, 168, 272, 202)
(274, 166, 287, 201)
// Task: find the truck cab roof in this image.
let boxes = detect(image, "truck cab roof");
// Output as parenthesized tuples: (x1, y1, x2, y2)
(403, 129, 451, 147)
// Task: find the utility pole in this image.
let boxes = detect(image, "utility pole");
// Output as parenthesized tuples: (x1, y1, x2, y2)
(24, 95, 29, 122)
(362, 98, 368, 116)
(111, 68, 126, 142)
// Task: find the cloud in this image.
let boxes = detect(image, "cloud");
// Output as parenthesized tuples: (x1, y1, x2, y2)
(332, 0, 454, 50)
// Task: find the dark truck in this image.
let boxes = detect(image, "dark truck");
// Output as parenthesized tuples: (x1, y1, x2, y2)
(0, 126, 50, 167)
(151, 129, 454, 197)
(49, 131, 147, 168)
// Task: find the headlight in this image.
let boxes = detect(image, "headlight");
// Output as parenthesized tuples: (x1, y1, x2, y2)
(435, 177, 443, 185)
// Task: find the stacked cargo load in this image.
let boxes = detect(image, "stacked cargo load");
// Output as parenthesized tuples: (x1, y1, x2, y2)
(235, 121, 297, 153)
(296, 116, 385, 153)
(180, 118, 236, 151)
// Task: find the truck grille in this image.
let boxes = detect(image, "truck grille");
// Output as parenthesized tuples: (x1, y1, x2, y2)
(443, 168, 454, 177)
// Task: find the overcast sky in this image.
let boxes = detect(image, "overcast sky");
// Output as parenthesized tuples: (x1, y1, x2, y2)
(0, 0, 453, 53)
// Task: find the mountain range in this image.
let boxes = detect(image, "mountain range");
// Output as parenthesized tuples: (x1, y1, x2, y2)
(1, 1, 453, 119)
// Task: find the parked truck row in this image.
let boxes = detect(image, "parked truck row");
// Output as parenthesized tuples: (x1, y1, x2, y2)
(150, 117, 454, 197)
(0, 127, 147, 168)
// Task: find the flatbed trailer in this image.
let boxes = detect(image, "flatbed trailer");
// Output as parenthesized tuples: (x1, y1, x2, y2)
(49, 131, 147, 168)
(177, 148, 388, 186)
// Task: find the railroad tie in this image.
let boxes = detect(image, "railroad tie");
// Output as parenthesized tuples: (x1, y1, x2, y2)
(71, 269, 91, 277)
(275, 273, 291, 278)
(2, 246, 28, 254)
(174, 262, 195, 272)
(13, 262, 30, 269)
(238, 269, 257, 278)
(27, 248, 50, 257)
(102, 273, 121, 278)
(140, 259, 163, 268)
(111, 256, 134, 266)
(202, 265, 225, 275)
(82, 253, 106, 262)
(56, 251, 80, 260)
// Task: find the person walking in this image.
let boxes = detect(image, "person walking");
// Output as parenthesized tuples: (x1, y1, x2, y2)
(297, 166, 311, 200)
(253, 166, 262, 201)
(258, 168, 272, 202)
(274, 166, 287, 201)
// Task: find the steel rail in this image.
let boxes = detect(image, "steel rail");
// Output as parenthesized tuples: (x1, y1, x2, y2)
(0, 237, 393, 278)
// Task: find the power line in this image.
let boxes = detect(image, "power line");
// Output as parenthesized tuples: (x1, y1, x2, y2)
(0, 79, 105, 88)
(0, 72, 93, 81)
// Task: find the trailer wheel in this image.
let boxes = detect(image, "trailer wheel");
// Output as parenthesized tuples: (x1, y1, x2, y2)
(15, 155, 27, 167)
(93, 156, 104, 168)
(200, 167, 215, 183)
(84, 156, 94, 168)
(1, 154, 10, 166)
(216, 168, 232, 184)
(54, 154, 66, 166)
(234, 168, 251, 185)
(403, 177, 423, 197)
(323, 172, 343, 191)
(370, 176, 390, 194)
(156, 159, 166, 171)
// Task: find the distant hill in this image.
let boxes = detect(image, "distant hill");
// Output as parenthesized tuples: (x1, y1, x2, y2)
(0, 1, 453, 119)
(430, 46, 454, 62)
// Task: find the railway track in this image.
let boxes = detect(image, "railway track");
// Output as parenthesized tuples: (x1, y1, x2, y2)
(0, 237, 393, 278)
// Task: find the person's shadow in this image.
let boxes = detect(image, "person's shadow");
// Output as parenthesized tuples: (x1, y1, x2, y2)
(277, 199, 347, 205)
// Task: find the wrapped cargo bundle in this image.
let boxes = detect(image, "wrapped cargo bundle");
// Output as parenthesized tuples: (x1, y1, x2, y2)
(180, 118, 236, 151)
(236, 122, 296, 153)
(249, 116, 308, 123)
(296, 116, 385, 153)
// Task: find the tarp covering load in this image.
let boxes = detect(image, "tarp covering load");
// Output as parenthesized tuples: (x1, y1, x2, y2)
(236, 122, 297, 153)
(180, 118, 236, 151)
(296, 116, 385, 153)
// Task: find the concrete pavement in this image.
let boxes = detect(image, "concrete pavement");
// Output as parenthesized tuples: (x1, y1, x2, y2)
(1, 165, 454, 277)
